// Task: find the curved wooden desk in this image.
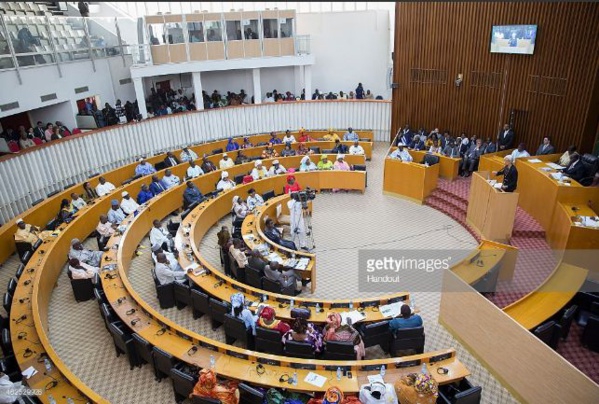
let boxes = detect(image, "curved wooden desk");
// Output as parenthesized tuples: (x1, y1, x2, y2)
(382, 157, 439, 204)
(408, 150, 460, 181)
(502, 261, 588, 330)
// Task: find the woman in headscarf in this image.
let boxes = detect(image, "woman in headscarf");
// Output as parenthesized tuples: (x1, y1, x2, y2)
(226, 137, 240, 152)
(240, 136, 253, 149)
(217, 171, 236, 191)
(191, 369, 240, 404)
(297, 142, 313, 156)
(300, 156, 317, 172)
(317, 155, 334, 170)
(323, 128, 340, 142)
(333, 154, 351, 192)
(57, 198, 75, 225)
(232, 196, 249, 220)
(284, 175, 302, 194)
(282, 317, 324, 354)
(256, 306, 290, 335)
(261, 144, 279, 159)
(323, 312, 365, 360)
(281, 142, 296, 157)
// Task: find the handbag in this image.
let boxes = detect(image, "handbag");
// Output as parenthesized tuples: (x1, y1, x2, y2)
(290, 308, 311, 319)
(359, 382, 398, 404)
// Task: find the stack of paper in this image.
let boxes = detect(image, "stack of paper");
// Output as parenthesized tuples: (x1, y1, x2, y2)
(340, 310, 366, 325)
(295, 258, 310, 270)
(379, 301, 403, 318)
(493, 183, 503, 190)
(546, 162, 565, 170)
(527, 158, 542, 163)
(267, 253, 283, 263)
(550, 173, 563, 181)
(22, 366, 38, 379)
(582, 216, 599, 228)
(304, 372, 327, 388)
(185, 262, 200, 272)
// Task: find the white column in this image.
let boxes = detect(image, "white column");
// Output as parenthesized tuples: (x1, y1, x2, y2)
(294, 65, 304, 98)
(192, 71, 203, 110)
(304, 65, 312, 101)
(133, 77, 147, 118)
(252, 68, 262, 105)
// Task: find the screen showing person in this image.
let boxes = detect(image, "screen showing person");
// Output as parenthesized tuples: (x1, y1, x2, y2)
(490, 25, 537, 54)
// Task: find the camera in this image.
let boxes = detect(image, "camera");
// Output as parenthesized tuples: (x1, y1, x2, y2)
(290, 187, 316, 209)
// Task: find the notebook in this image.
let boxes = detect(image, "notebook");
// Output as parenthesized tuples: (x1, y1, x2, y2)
(546, 162, 564, 170)
(527, 158, 542, 163)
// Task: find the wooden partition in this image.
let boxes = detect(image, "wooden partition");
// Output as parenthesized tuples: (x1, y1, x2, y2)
(440, 269, 599, 403)
(409, 150, 460, 181)
(383, 158, 439, 204)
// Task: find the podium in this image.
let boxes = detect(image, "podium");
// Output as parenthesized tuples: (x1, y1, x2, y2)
(383, 158, 439, 204)
(466, 171, 519, 243)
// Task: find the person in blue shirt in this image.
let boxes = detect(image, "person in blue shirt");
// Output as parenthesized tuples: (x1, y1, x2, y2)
(135, 158, 156, 176)
(137, 184, 153, 204)
(183, 181, 204, 207)
(149, 175, 167, 196)
(268, 131, 282, 145)
(226, 137, 240, 152)
(389, 304, 423, 332)
(343, 127, 359, 142)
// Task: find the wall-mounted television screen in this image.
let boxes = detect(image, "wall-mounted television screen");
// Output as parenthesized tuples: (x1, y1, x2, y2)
(490, 25, 537, 54)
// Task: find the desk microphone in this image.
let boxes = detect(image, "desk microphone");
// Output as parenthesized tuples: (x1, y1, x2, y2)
(572, 206, 579, 212)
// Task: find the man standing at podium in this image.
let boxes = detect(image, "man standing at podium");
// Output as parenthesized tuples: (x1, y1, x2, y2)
(493, 155, 518, 192)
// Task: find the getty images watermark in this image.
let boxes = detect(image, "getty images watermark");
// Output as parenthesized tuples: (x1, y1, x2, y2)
(6, 388, 42, 396)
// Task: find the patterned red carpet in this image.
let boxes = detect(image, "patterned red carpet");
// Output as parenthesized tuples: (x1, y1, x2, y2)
(425, 176, 599, 384)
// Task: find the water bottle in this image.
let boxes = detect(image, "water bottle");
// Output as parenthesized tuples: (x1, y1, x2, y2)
(67, 398, 75, 404)
(315, 303, 320, 313)
(349, 301, 354, 310)
(410, 297, 415, 312)
(380, 364, 386, 378)
(290, 299, 294, 310)
(47, 395, 57, 404)
(336, 367, 342, 381)
(421, 363, 428, 374)
(44, 358, 52, 373)
(210, 354, 215, 369)
(262, 294, 268, 303)
(292, 371, 298, 386)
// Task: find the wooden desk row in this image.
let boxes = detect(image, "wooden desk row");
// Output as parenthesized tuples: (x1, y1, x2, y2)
(0, 129, 373, 263)
(382, 158, 439, 204)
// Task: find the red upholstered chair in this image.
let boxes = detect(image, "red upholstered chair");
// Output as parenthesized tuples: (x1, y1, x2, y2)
(7, 141, 19, 152)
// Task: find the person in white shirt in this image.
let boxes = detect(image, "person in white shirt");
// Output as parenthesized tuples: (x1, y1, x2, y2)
(268, 160, 287, 176)
(186, 161, 204, 179)
(232, 196, 250, 220)
(219, 153, 235, 170)
(107, 199, 126, 224)
(389, 143, 413, 161)
(71, 192, 87, 211)
(151, 244, 183, 272)
(154, 253, 186, 285)
(68, 258, 99, 279)
(180, 147, 198, 163)
(96, 214, 116, 238)
(95, 176, 115, 197)
(349, 140, 365, 155)
(150, 219, 174, 252)
(217, 171, 236, 191)
(263, 92, 275, 103)
(282, 130, 296, 144)
(162, 169, 181, 189)
(299, 156, 318, 172)
(69, 238, 103, 267)
(510, 143, 531, 160)
(251, 160, 270, 180)
(120, 191, 139, 215)
(247, 188, 264, 211)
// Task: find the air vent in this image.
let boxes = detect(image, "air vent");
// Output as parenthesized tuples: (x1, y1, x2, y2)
(410, 68, 447, 85)
(0, 101, 19, 112)
(40, 93, 57, 102)
(74, 86, 89, 94)
(528, 75, 568, 97)
(119, 78, 132, 85)
(471, 71, 501, 89)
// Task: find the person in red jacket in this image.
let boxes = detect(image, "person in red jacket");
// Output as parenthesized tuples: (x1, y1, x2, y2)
(284, 175, 301, 194)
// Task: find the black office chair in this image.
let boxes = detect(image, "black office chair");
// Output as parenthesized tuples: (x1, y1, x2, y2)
(171, 365, 198, 403)
(192, 396, 222, 404)
(309, 147, 320, 154)
(234, 174, 245, 185)
(577, 301, 599, 328)
(173, 282, 191, 310)
(245, 266, 263, 289)
(322, 148, 334, 154)
(100, 303, 123, 331)
(1, 328, 13, 356)
(285, 340, 315, 359)
(66, 270, 95, 302)
(359, 138, 370, 142)
(358, 320, 390, 350)
(167, 220, 180, 237)
(255, 326, 283, 355)
(387, 296, 408, 304)
(239, 382, 265, 404)
(131, 333, 155, 373)
(93, 288, 107, 306)
(3, 292, 12, 315)
(152, 268, 175, 309)
(181, 208, 192, 221)
(19, 250, 32, 265)
(46, 190, 60, 198)
(579, 153, 599, 186)
(558, 305, 578, 340)
(438, 379, 482, 404)
(581, 317, 599, 353)
(14, 241, 33, 262)
(389, 327, 425, 356)
(45, 218, 58, 231)
(108, 322, 139, 370)
(153, 346, 179, 382)
(15, 264, 25, 280)
(191, 289, 210, 319)
(209, 299, 230, 330)
(88, 172, 100, 178)
(0, 354, 21, 382)
(6, 278, 17, 296)
(31, 198, 44, 207)
(533, 321, 561, 350)
(421, 154, 440, 166)
(212, 148, 223, 155)
(323, 341, 355, 360)
(224, 314, 254, 349)
(262, 278, 295, 296)
(154, 161, 166, 172)
(262, 190, 275, 202)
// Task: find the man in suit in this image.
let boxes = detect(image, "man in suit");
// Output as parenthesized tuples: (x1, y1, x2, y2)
(460, 138, 484, 177)
(164, 151, 180, 167)
(264, 261, 302, 292)
(264, 218, 297, 250)
(33, 121, 46, 141)
(149, 175, 167, 196)
(563, 153, 586, 183)
(535, 137, 555, 155)
(398, 124, 413, 146)
(497, 124, 514, 151)
(483, 137, 497, 154)
(493, 155, 518, 192)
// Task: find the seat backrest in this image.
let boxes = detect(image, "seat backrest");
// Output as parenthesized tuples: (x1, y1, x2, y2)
(15, 264, 25, 279)
(108, 322, 129, 352)
(171, 367, 197, 398)
(364, 320, 390, 337)
(20, 250, 32, 264)
(46, 190, 60, 198)
(15, 242, 33, 259)
(533, 321, 561, 349)
(581, 153, 599, 176)
(153, 345, 177, 374)
(191, 289, 210, 315)
(224, 313, 248, 338)
(212, 148, 223, 155)
(245, 267, 263, 289)
(262, 190, 275, 201)
(261, 277, 282, 293)
(452, 386, 482, 404)
(234, 174, 245, 185)
(45, 218, 58, 231)
(309, 146, 320, 154)
(325, 340, 355, 355)
(154, 161, 166, 172)
(209, 299, 230, 322)
(256, 326, 280, 342)
(285, 340, 315, 358)
(3, 292, 12, 314)
(423, 154, 440, 166)
(132, 332, 154, 363)
(394, 326, 424, 339)
(322, 149, 334, 154)
(238, 382, 265, 404)
(192, 396, 222, 404)
(63, 182, 76, 190)
(31, 198, 44, 206)
(7, 278, 17, 296)
(353, 164, 366, 171)
(560, 305, 577, 334)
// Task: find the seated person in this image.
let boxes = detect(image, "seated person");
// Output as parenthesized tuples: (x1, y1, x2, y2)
(135, 158, 156, 176)
(563, 153, 586, 183)
(510, 143, 530, 160)
(559, 145, 577, 167)
(492, 155, 518, 192)
(268, 131, 282, 145)
(323, 129, 341, 142)
(183, 181, 204, 206)
(226, 137, 240, 152)
(460, 139, 484, 177)
(96, 214, 116, 240)
(317, 155, 334, 170)
(107, 199, 126, 224)
(154, 252, 186, 285)
(268, 159, 287, 176)
(261, 145, 279, 159)
(162, 169, 180, 189)
(186, 160, 204, 179)
(217, 171, 236, 191)
(323, 312, 365, 360)
(398, 125, 413, 146)
(71, 192, 87, 211)
(332, 139, 348, 154)
(251, 160, 270, 180)
(334, 154, 351, 171)
(241, 136, 254, 149)
(231, 292, 257, 335)
(343, 127, 359, 142)
(232, 196, 249, 220)
(151, 244, 183, 272)
(389, 304, 423, 331)
(282, 317, 324, 354)
(442, 140, 460, 158)
(150, 219, 174, 252)
(235, 150, 251, 165)
(408, 135, 425, 150)
(284, 175, 301, 194)
(149, 175, 168, 196)
(164, 151, 180, 167)
(137, 184, 154, 204)
(264, 261, 302, 293)
(300, 156, 318, 171)
(536, 136, 555, 155)
(349, 140, 365, 155)
(95, 176, 115, 197)
(180, 146, 198, 162)
(83, 181, 99, 201)
(256, 306, 290, 335)
(219, 153, 235, 170)
(69, 238, 103, 267)
(247, 188, 265, 210)
(264, 218, 297, 250)
(68, 258, 99, 279)
(297, 143, 314, 156)
(428, 139, 442, 154)
(281, 143, 296, 157)
(282, 130, 296, 144)
(483, 137, 497, 154)
(57, 198, 75, 225)
(298, 129, 314, 143)
(14, 218, 51, 245)
(229, 238, 249, 269)
(248, 249, 267, 273)
(201, 154, 217, 173)
(389, 143, 413, 161)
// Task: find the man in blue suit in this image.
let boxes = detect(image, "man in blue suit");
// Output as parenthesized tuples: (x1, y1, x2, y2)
(149, 175, 168, 196)
(137, 184, 153, 204)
